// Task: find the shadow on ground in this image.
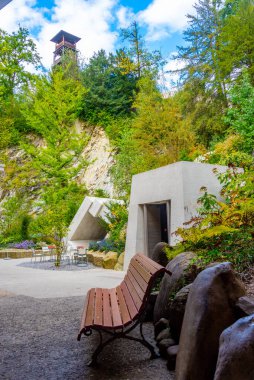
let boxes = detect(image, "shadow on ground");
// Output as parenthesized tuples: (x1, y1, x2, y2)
(0, 295, 175, 380)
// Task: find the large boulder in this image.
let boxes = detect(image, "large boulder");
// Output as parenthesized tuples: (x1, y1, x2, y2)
(175, 262, 246, 380)
(151, 242, 169, 267)
(114, 252, 125, 271)
(214, 315, 254, 380)
(93, 252, 105, 267)
(103, 251, 118, 269)
(153, 252, 198, 323)
(86, 250, 95, 263)
(169, 284, 192, 342)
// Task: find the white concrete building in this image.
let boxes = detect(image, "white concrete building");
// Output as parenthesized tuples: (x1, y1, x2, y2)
(124, 161, 227, 269)
(66, 196, 122, 249)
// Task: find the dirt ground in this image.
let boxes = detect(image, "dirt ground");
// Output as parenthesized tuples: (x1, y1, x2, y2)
(242, 267, 254, 297)
(0, 294, 175, 380)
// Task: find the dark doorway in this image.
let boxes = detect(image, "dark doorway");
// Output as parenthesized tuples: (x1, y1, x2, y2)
(144, 202, 170, 257)
(160, 204, 168, 243)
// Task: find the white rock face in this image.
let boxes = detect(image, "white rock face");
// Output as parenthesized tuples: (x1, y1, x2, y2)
(77, 125, 115, 197)
(0, 124, 115, 205)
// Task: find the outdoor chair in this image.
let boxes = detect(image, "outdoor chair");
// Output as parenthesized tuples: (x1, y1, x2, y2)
(74, 247, 88, 266)
(42, 246, 51, 261)
(31, 248, 44, 263)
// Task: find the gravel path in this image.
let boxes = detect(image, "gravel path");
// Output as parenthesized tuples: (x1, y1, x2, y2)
(0, 294, 175, 380)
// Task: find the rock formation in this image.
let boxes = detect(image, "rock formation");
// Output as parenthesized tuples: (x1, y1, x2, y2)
(175, 262, 246, 380)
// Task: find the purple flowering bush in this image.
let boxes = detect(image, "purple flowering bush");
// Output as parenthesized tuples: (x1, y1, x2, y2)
(9, 240, 35, 249)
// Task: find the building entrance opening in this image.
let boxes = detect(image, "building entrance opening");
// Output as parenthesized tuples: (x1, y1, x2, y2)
(144, 202, 170, 257)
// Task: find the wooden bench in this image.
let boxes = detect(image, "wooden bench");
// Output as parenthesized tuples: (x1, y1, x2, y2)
(77, 253, 171, 366)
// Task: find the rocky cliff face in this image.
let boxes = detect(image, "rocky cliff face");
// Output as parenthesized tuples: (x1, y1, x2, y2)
(77, 125, 115, 197)
(0, 123, 115, 204)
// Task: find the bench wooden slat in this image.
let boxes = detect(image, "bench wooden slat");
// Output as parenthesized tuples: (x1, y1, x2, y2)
(131, 259, 151, 283)
(136, 253, 162, 273)
(125, 274, 143, 311)
(85, 288, 95, 326)
(129, 264, 148, 293)
(120, 281, 138, 320)
(116, 286, 131, 325)
(102, 289, 113, 327)
(109, 288, 122, 327)
(80, 288, 91, 331)
(137, 252, 163, 269)
(94, 288, 103, 326)
(128, 269, 146, 301)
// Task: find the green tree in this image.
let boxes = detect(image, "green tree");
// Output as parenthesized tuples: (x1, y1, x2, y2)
(0, 27, 40, 96)
(80, 49, 137, 124)
(111, 77, 197, 194)
(119, 21, 164, 79)
(1, 65, 88, 256)
(21, 64, 88, 195)
(0, 27, 40, 148)
(219, 0, 254, 83)
(176, 0, 227, 100)
(224, 71, 254, 153)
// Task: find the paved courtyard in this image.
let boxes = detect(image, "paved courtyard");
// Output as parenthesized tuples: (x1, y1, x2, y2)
(0, 258, 174, 380)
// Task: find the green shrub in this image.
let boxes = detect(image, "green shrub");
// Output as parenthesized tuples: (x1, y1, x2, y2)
(171, 165, 254, 272)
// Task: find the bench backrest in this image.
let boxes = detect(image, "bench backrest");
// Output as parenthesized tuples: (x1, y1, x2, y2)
(119, 253, 170, 323)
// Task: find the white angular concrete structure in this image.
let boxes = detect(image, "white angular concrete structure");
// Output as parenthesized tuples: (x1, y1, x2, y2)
(66, 196, 120, 249)
(124, 161, 227, 269)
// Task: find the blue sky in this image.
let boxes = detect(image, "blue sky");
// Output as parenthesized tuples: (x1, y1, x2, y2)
(0, 0, 196, 79)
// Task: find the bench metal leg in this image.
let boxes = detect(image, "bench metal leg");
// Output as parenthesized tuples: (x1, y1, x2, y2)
(87, 321, 158, 367)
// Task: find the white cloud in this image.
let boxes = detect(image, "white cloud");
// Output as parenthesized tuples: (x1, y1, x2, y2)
(138, 0, 196, 40)
(0, 0, 118, 69)
(116, 6, 135, 29)
(37, 0, 118, 68)
(158, 53, 187, 93)
(0, 0, 45, 31)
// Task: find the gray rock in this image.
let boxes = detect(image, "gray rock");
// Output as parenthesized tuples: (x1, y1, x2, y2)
(154, 251, 198, 323)
(156, 327, 171, 342)
(157, 338, 176, 358)
(151, 242, 169, 267)
(154, 318, 169, 338)
(235, 295, 254, 317)
(175, 262, 246, 380)
(167, 345, 179, 370)
(169, 284, 192, 342)
(214, 314, 254, 380)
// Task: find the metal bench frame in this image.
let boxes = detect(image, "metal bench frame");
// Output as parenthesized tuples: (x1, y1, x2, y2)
(77, 253, 171, 366)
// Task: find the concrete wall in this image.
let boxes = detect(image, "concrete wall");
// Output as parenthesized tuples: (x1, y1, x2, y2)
(66, 196, 123, 249)
(124, 161, 227, 269)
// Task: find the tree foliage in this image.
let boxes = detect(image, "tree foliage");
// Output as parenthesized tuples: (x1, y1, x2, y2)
(0, 27, 40, 97)
(80, 49, 137, 124)
(119, 21, 164, 79)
